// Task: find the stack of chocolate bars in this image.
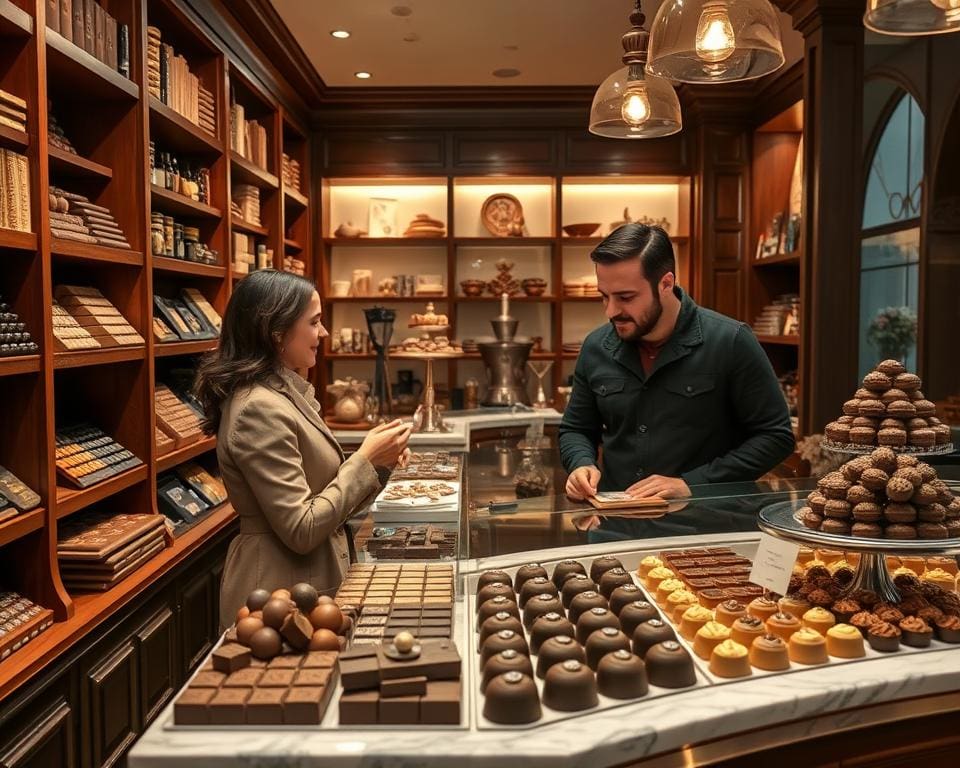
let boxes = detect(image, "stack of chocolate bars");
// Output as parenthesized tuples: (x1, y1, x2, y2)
(48, 187, 130, 249)
(155, 384, 203, 451)
(365, 525, 457, 560)
(55, 424, 143, 489)
(53, 285, 143, 348)
(0, 591, 53, 662)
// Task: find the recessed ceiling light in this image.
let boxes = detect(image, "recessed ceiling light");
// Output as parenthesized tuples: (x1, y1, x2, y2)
(492, 68, 521, 78)
(354, 71, 372, 79)
(330, 30, 351, 39)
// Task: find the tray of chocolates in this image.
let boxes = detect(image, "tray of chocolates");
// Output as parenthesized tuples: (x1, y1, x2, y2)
(0, 591, 54, 662)
(364, 525, 457, 560)
(0, 296, 39, 357)
(470, 556, 706, 729)
(55, 424, 143, 489)
(388, 451, 461, 482)
(333, 563, 455, 612)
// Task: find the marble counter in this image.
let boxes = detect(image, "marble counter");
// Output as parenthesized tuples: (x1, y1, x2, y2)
(129, 532, 960, 768)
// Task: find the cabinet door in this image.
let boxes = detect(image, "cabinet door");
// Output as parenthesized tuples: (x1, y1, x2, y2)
(85, 641, 139, 768)
(0, 699, 76, 768)
(179, 569, 214, 675)
(136, 607, 176, 726)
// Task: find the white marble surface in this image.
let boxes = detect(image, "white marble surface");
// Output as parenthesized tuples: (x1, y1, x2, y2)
(129, 532, 960, 768)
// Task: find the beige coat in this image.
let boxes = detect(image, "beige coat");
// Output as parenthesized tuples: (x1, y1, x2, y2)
(217, 368, 381, 627)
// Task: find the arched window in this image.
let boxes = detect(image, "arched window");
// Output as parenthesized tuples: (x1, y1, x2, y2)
(858, 88, 924, 378)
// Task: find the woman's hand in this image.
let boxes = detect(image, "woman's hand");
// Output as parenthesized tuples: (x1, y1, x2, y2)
(356, 419, 413, 468)
(397, 447, 412, 469)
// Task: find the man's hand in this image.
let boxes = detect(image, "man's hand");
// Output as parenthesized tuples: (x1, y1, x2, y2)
(626, 475, 691, 499)
(565, 465, 601, 500)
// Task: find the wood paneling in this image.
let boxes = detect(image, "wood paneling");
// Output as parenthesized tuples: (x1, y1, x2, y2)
(322, 131, 446, 175)
(714, 231, 743, 265)
(563, 129, 688, 174)
(713, 270, 742, 319)
(178, 568, 214, 674)
(0, 699, 75, 768)
(136, 607, 176, 726)
(714, 173, 744, 224)
(453, 131, 556, 172)
(85, 641, 139, 768)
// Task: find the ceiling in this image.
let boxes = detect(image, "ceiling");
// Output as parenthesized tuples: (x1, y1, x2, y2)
(269, 0, 805, 88)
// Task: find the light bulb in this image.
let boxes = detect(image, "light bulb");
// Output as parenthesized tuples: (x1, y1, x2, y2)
(621, 86, 651, 127)
(930, 0, 960, 12)
(695, 3, 736, 64)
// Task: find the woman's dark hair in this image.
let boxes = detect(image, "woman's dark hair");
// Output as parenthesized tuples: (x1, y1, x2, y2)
(590, 223, 675, 292)
(194, 269, 316, 434)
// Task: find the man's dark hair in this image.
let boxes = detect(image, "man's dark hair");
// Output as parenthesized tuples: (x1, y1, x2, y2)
(590, 223, 675, 291)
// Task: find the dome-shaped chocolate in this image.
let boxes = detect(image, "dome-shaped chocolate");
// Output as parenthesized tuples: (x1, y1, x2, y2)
(585, 626, 631, 669)
(561, 574, 598, 608)
(482, 671, 542, 724)
(481, 629, 529, 666)
(535, 634, 585, 678)
(481, 649, 534, 692)
(542, 659, 599, 712)
(599, 567, 634, 599)
(619, 601, 660, 637)
(575, 606, 619, 645)
(518, 576, 558, 608)
(608, 583, 645, 616)
(477, 570, 512, 590)
(551, 559, 587, 588)
(514, 563, 549, 593)
(522, 593, 565, 630)
(597, 649, 648, 699)
(632, 619, 676, 658)
(476, 582, 515, 611)
(529, 612, 576, 653)
(590, 555, 624, 584)
(568, 590, 609, 625)
(477, 596, 520, 629)
(645, 640, 697, 688)
(479, 611, 524, 646)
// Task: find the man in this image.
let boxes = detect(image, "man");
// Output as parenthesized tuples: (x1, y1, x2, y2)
(559, 223, 795, 501)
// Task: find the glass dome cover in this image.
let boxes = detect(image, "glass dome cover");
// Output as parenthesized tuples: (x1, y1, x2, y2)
(864, 0, 960, 36)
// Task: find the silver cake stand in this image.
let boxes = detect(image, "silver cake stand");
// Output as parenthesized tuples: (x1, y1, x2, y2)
(759, 499, 960, 603)
(821, 439, 954, 456)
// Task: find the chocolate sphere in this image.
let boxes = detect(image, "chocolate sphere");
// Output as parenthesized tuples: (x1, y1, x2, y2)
(246, 588, 271, 612)
(317, 595, 335, 606)
(561, 575, 598, 608)
(632, 619, 677, 658)
(477, 570, 512, 590)
(518, 576, 558, 609)
(597, 649, 649, 699)
(535, 634, 585, 678)
(523, 593, 564, 630)
(530, 612, 576, 654)
(394, 631, 415, 653)
(585, 626, 631, 669)
(236, 616, 264, 645)
(542, 659, 599, 712)
(477, 596, 521, 628)
(551, 559, 587, 588)
(575, 606, 619, 645)
(599, 567, 634, 599)
(590, 555, 624, 584)
(309, 628, 340, 651)
(271, 588, 292, 601)
(480, 629, 529, 666)
(568, 590, 609, 625)
(609, 584, 645, 616)
(482, 671, 542, 725)
(249, 626, 282, 659)
(290, 583, 319, 613)
(619, 601, 660, 637)
(262, 598, 293, 630)
(308, 602, 343, 632)
(514, 563, 549, 592)
(480, 611, 524, 646)
(236, 605, 250, 622)
(476, 582, 515, 611)
(645, 640, 697, 688)
(481, 649, 534, 692)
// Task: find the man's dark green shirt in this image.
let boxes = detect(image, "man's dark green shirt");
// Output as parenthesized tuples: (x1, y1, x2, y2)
(558, 288, 795, 491)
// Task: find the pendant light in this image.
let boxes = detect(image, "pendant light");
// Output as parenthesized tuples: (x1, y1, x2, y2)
(864, 0, 960, 35)
(589, 1, 682, 139)
(646, 0, 785, 83)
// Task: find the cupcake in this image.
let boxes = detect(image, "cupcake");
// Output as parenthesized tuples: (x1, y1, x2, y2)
(667, 590, 699, 622)
(730, 615, 766, 647)
(850, 610, 880, 637)
(778, 595, 812, 620)
(679, 604, 714, 641)
(765, 612, 802, 643)
(830, 598, 861, 624)
(747, 596, 780, 622)
(655, 578, 687, 606)
(749, 634, 790, 670)
(637, 555, 663, 579)
(802, 607, 837, 635)
(922, 568, 956, 592)
(867, 620, 901, 652)
(934, 615, 960, 643)
(709, 639, 752, 678)
(645, 566, 676, 591)
(692, 621, 731, 660)
(825, 623, 866, 658)
(788, 627, 829, 665)
(899, 616, 933, 647)
(715, 599, 747, 627)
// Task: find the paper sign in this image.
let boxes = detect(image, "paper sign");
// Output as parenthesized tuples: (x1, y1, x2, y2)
(749, 534, 801, 596)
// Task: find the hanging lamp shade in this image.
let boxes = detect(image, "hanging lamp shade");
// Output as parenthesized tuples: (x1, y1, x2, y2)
(864, 0, 960, 35)
(646, 0, 785, 83)
(588, 3, 682, 139)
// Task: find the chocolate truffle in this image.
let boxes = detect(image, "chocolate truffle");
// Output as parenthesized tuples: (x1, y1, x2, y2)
(535, 634, 586, 678)
(693, 621, 731, 660)
(261, 598, 293, 630)
(825, 623, 865, 658)
(477, 596, 521, 628)
(867, 621, 901, 652)
(599, 567, 635, 599)
(585, 626, 631, 669)
(518, 576, 558, 609)
(523, 593, 565, 630)
(551, 559, 587, 588)
(481, 649, 534, 692)
(709, 639, 752, 678)
(236, 616, 265, 646)
(765, 612, 802, 642)
(514, 563, 549, 593)
(542, 659, 599, 712)
(480, 611, 525, 647)
(576, 606, 620, 645)
(747, 596, 780, 622)
(850, 610, 880, 636)
(590, 555, 624, 584)
(645, 641, 697, 688)
(679, 605, 714, 641)
(249, 626, 282, 659)
(246, 588, 272, 612)
(529, 612, 576, 654)
(481, 629, 529, 666)
(619, 601, 661, 637)
(568, 590, 609, 625)
(715, 599, 748, 627)
(609, 584, 646, 616)
(730, 615, 766, 647)
(596, 649, 648, 699)
(632, 619, 677, 658)
(830, 599, 861, 624)
(482, 671, 542, 724)
(477, 570, 513, 590)
(561, 574, 598, 608)
(749, 634, 791, 671)
(899, 616, 933, 647)
(290, 583, 319, 614)
(476, 582, 515, 611)
(788, 627, 828, 664)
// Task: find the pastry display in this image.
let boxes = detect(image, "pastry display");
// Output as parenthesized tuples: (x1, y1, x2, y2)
(377, 481, 457, 507)
(0, 591, 54, 662)
(54, 424, 143, 490)
(388, 451, 461, 482)
(0, 148, 30, 234)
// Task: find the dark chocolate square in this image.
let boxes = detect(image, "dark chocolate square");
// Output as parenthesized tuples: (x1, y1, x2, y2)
(302, 651, 338, 669)
(339, 690, 379, 725)
(267, 654, 302, 669)
(379, 694, 419, 724)
(208, 688, 250, 725)
(210, 644, 251, 673)
(339, 653, 380, 691)
(223, 668, 263, 687)
(294, 668, 332, 687)
(174, 688, 214, 725)
(282, 686, 325, 725)
(191, 671, 226, 688)
(380, 675, 427, 698)
(245, 688, 285, 725)
(420, 679, 461, 725)
(259, 669, 296, 687)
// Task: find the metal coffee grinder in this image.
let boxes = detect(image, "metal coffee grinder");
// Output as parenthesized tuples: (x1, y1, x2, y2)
(478, 293, 533, 406)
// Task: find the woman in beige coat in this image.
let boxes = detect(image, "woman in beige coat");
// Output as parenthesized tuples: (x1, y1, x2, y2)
(195, 270, 411, 627)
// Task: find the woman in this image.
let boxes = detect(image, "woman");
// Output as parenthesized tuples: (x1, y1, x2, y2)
(195, 270, 411, 626)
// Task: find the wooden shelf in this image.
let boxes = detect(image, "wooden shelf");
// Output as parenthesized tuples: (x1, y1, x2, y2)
(231, 270, 247, 281)
(0, 0, 32, 38)
(284, 187, 309, 210)
(150, 185, 223, 219)
(323, 295, 450, 303)
(460, 351, 557, 360)
(284, 237, 303, 252)
(754, 252, 801, 267)
(327, 353, 376, 360)
(323, 237, 448, 247)
(47, 146, 113, 181)
(561, 295, 603, 302)
(148, 96, 222, 155)
(0, 227, 37, 251)
(231, 217, 269, 237)
(0, 354, 40, 377)
(0, 508, 44, 548)
(56, 464, 149, 518)
(156, 436, 217, 472)
(755, 334, 800, 347)
(230, 151, 278, 189)
(561, 235, 689, 247)
(50, 238, 143, 266)
(455, 237, 555, 247)
(53, 345, 146, 370)
(456, 294, 554, 302)
(0, 122, 29, 151)
(152, 255, 227, 278)
(45, 29, 139, 101)
(154, 339, 218, 357)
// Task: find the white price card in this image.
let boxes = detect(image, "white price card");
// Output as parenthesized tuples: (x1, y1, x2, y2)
(749, 534, 801, 596)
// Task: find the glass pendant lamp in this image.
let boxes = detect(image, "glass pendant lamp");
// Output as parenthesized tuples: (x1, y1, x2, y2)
(864, 0, 960, 35)
(588, 1, 682, 139)
(646, 0, 785, 83)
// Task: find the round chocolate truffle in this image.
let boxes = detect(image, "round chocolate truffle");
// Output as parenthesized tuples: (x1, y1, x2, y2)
(645, 640, 697, 688)
(568, 590, 609, 625)
(542, 659, 599, 712)
(608, 584, 645, 616)
(529, 612, 576, 654)
(535, 634, 586, 678)
(261, 598, 293, 630)
(476, 582, 514, 611)
(589, 555, 624, 584)
(482, 671, 542, 725)
(477, 596, 521, 628)
(632, 618, 677, 658)
(479, 611, 524, 647)
(246, 588, 272, 612)
(575, 606, 620, 645)
(585, 626, 631, 669)
(551, 559, 587, 588)
(481, 649, 534, 693)
(514, 563, 549, 593)
(249, 626, 282, 659)
(561, 574, 598, 608)
(481, 629, 529, 666)
(236, 616, 264, 646)
(619, 601, 661, 637)
(522, 593, 565, 630)
(518, 576, 559, 609)
(290, 583, 319, 614)
(598, 567, 634, 599)
(477, 570, 512, 590)
(596, 649, 648, 699)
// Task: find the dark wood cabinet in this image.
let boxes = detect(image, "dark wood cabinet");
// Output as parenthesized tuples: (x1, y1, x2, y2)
(0, 699, 76, 768)
(135, 608, 176, 728)
(177, 569, 215, 675)
(83, 641, 139, 768)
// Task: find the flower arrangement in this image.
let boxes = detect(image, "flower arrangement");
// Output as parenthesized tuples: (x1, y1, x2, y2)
(867, 306, 917, 362)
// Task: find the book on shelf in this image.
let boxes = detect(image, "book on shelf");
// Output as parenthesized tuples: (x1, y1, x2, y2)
(146, 27, 214, 135)
(46, 0, 60, 34)
(230, 100, 269, 172)
(50, 0, 127, 78)
(0, 149, 31, 233)
(59, 0, 72, 43)
(0, 88, 27, 134)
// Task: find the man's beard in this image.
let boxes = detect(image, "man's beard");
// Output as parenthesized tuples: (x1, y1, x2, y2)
(609, 291, 663, 343)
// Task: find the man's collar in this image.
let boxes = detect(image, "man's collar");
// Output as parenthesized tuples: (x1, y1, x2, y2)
(601, 286, 703, 352)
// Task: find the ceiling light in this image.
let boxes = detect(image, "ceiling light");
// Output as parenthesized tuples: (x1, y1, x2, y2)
(588, 1, 681, 139)
(646, 0, 784, 83)
(354, 71, 372, 79)
(864, 0, 960, 35)
(330, 30, 350, 39)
